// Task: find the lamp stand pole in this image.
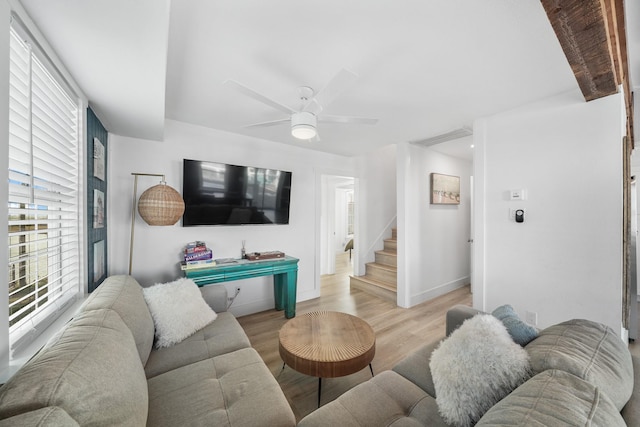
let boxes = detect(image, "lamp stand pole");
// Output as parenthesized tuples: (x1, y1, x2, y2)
(129, 173, 165, 275)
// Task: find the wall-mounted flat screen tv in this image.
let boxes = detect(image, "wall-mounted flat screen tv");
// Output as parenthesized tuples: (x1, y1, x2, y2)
(182, 159, 292, 226)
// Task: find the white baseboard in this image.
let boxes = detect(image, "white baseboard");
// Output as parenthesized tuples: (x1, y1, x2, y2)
(228, 289, 319, 318)
(409, 276, 470, 307)
(229, 300, 278, 318)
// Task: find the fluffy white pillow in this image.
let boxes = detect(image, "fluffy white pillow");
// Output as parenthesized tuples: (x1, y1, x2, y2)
(429, 314, 531, 427)
(143, 278, 217, 348)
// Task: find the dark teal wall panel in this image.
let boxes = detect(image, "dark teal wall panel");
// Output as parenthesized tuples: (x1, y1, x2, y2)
(87, 107, 108, 293)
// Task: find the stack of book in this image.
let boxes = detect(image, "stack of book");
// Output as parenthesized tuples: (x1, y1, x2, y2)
(180, 241, 216, 270)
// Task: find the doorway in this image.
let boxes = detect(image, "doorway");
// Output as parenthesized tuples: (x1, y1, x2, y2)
(320, 175, 356, 276)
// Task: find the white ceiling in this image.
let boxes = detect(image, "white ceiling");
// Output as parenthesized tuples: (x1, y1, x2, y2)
(20, 1, 612, 157)
(20, 0, 170, 141)
(429, 136, 474, 161)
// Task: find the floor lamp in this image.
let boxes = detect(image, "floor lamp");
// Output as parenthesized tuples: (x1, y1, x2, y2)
(129, 173, 185, 275)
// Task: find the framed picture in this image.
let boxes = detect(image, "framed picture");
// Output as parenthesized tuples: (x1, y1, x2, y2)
(430, 173, 460, 205)
(93, 137, 105, 181)
(93, 240, 105, 283)
(93, 189, 105, 228)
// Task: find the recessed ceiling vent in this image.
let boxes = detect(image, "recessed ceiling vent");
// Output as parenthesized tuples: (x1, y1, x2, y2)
(410, 127, 473, 147)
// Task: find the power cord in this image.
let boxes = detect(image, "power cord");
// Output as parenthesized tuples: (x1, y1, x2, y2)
(227, 287, 240, 310)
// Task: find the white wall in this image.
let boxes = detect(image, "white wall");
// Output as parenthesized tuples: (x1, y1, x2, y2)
(355, 144, 397, 276)
(319, 175, 335, 275)
(473, 90, 625, 333)
(632, 160, 640, 298)
(334, 188, 352, 252)
(108, 119, 355, 316)
(397, 143, 472, 307)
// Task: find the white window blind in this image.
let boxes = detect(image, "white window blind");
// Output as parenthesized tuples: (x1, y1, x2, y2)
(8, 23, 81, 353)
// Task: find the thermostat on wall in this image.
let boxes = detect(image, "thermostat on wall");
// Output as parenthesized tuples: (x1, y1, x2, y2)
(510, 189, 526, 201)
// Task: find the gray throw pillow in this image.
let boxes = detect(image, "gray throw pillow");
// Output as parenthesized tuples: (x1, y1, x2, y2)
(492, 304, 538, 346)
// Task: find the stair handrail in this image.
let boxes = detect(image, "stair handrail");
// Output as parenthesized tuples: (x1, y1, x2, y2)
(363, 215, 397, 263)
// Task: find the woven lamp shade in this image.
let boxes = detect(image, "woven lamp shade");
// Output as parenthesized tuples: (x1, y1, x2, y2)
(137, 183, 185, 226)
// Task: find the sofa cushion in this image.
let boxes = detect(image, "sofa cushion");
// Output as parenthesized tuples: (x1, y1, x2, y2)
(297, 370, 449, 427)
(477, 369, 626, 426)
(144, 311, 251, 378)
(525, 318, 633, 410)
(622, 355, 640, 427)
(147, 347, 295, 427)
(0, 407, 78, 426)
(143, 277, 217, 348)
(491, 304, 538, 346)
(80, 274, 155, 364)
(0, 309, 148, 426)
(392, 339, 441, 397)
(430, 314, 531, 427)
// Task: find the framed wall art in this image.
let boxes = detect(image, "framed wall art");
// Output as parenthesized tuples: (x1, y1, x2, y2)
(93, 189, 104, 228)
(93, 240, 105, 284)
(93, 137, 105, 181)
(430, 173, 460, 205)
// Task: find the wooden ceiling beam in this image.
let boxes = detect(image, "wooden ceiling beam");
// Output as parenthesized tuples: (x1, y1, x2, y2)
(541, 0, 618, 100)
(541, 0, 633, 146)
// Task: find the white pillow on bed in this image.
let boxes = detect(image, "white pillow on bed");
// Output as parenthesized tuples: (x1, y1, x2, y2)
(429, 314, 531, 427)
(143, 278, 217, 348)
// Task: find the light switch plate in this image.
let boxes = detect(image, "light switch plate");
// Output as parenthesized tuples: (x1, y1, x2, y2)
(510, 189, 526, 200)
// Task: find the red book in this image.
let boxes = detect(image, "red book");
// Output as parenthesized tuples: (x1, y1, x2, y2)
(185, 245, 208, 254)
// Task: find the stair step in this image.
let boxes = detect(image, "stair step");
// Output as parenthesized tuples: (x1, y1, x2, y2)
(365, 262, 397, 285)
(392, 227, 397, 239)
(383, 238, 397, 251)
(375, 250, 397, 267)
(350, 275, 396, 302)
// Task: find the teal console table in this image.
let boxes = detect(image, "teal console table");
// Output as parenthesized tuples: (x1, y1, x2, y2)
(184, 256, 299, 318)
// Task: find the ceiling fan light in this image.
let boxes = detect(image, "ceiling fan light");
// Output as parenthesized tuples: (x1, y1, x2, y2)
(291, 111, 317, 140)
(292, 124, 317, 139)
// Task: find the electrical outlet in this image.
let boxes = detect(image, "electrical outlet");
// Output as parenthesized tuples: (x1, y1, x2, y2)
(525, 311, 538, 326)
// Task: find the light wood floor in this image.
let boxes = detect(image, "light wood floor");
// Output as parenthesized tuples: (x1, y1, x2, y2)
(237, 252, 472, 421)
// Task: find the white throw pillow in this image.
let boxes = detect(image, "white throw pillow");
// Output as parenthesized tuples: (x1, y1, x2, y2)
(143, 278, 217, 348)
(429, 314, 531, 427)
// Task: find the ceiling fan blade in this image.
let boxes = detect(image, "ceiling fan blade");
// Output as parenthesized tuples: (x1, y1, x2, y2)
(318, 115, 378, 125)
(297, 133, 321, 142)
(244, 118, 290, 128)
(224, 80, 295, 115)
(306, 69, 358, 111)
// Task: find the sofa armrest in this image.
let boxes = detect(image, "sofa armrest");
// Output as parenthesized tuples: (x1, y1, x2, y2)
(392, 339, 441, 397)
(622, 354, 640, 426)
(199, 284, 228, 313)
(446, 305, 483, 336)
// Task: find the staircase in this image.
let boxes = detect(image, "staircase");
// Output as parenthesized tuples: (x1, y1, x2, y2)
(350, 228, 397, 302)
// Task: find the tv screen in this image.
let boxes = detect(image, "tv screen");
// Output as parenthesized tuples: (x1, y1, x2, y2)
(182, 159, 292, 226)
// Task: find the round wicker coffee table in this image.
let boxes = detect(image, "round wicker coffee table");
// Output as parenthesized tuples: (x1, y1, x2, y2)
(278, 311, 376, 406)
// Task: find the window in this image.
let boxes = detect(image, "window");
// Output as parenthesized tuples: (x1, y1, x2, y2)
(346, 190, 354, 236)
(7, 22, 81, 353)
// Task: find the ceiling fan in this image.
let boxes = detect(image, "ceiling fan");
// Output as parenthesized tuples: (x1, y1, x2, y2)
(224, 69, 378, 141)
